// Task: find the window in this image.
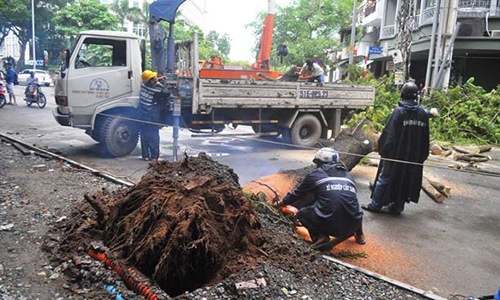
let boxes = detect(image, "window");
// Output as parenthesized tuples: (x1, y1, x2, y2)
(133, 23, 146, 37)
(75, 38, 127, 69)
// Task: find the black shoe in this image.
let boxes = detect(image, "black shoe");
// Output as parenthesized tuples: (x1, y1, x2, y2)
(362, 203, 382, 213)
(354, 233, 366, 245)
(312, 240, 334, 252)
(387, 203, 402, 216)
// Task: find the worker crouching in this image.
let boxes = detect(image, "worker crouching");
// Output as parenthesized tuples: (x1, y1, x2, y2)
(279, 148, 365, 251)
(138, 70, 170, 161)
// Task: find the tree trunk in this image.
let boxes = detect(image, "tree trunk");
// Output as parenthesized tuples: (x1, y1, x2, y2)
(16, 38, 28, 73)
(243, 120, 380, 205)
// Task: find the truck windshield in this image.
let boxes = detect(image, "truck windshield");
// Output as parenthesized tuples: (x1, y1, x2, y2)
(75, 38, 127, 69)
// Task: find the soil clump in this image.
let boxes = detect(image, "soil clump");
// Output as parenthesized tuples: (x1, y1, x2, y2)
(60, 153, 263, 297)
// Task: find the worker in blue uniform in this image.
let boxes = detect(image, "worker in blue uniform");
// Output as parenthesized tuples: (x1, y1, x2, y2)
(138, 70, 170, 161)
(279, 148, 365, 251)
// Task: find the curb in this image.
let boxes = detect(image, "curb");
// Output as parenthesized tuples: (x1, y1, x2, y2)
(0, 132, 135, 187)
(322, 255, 447, 300)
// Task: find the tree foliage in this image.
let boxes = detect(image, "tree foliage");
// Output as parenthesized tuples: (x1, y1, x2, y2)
(110, 0, 141, 30)
(206, 31, 231, 58)
(172, 19, 222, 61)
(53, 0, 118, 38)
(0, 0, 68, 71)
(248, 0, 353, 68)
(345, 70, 500, 145)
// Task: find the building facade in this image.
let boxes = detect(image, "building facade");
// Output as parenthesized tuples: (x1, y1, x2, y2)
(342, 0, 500, 90)
(0, 31, 23, 61)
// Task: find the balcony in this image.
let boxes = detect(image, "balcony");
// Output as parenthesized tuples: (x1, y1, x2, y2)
(419, 6, 436, 26)
(380, 24, 396, 39)
(458, 0, 500, 17)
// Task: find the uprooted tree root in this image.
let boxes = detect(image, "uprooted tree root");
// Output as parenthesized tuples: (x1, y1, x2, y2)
(73, 153, 264, 296)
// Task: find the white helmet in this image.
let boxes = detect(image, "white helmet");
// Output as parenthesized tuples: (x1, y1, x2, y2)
(313, 147, 339, 164)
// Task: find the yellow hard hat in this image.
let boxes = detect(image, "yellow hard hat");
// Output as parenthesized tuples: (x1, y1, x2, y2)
(141, 70, 157, 83)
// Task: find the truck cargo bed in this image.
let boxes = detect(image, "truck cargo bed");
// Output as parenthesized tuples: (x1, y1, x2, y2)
(194, 79, 375, 112)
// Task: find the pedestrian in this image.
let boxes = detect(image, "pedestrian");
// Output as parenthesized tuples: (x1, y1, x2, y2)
(363, 81, 431, 215)
(138, 70, 170, 161)
(300, 59, 325, 86)
(5, 63, 18, 105)
(278, 148, 365, 251)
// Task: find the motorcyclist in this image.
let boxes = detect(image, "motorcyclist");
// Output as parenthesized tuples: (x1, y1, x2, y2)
(25, 72, 37, 97)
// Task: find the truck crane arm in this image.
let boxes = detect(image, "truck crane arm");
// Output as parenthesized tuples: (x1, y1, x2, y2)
(149, 0, 187, 74)
(251, 0, 276, 70)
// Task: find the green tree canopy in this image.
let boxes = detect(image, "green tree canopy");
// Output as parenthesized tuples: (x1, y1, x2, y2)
(110, 0, 142, 31)
(53, 0, 118, 38)
(172, 19, 224, 61)
(0, 0, 69, 70)
(248, 0, 353, 69)
(206, 31, 231, 57)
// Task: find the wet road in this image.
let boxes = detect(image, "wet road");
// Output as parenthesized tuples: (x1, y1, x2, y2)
(1, 85, 499, 298)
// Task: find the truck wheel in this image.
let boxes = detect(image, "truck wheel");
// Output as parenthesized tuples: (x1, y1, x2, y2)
(290, 114, 322, 147)
(100, 116, 139, 157)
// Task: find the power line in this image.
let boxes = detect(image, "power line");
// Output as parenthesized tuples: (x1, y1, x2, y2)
(94, 113, 499, 178)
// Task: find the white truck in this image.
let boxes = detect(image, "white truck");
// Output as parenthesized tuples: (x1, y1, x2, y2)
(53, 30, 375, 157)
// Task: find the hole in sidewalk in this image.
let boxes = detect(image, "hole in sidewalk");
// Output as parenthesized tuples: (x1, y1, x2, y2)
(80, 154, 263, 297)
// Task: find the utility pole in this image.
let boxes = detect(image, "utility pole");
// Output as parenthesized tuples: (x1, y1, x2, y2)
(395, 0, 415, 82)
(424, 0, 441, 93)
(31, 0, 36, 70)
(348, 0, 358, 79)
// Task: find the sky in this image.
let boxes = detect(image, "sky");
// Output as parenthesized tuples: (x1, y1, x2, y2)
(203, 0, 292, 62)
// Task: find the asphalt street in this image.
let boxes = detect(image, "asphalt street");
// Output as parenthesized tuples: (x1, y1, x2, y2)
(1, 85, 499, 298)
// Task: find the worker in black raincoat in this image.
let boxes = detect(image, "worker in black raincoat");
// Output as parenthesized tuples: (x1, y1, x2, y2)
(279, 148, 365, 251)
(363, 81, 431, 215)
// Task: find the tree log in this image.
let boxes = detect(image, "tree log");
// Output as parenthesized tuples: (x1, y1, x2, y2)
(427, 178, 451, 198)
(243, 120, 380, 206)
(475, 145, 492, 154)
(452, 146, 471, 154)
(421, 177, 444, 203)
(453, 153, 491, 163)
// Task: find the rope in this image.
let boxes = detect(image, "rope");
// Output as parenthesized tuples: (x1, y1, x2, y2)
(91, 113, 500, 178)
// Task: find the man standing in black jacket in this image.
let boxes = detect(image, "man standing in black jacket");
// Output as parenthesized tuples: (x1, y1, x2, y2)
(279, 148, 365, 251)
(363, 81, 430, 215)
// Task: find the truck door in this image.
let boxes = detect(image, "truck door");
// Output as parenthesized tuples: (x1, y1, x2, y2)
(67, 37, 131, 110)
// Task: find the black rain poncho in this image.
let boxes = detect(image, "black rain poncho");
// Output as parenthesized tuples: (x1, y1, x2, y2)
(371, 100, 430, 206)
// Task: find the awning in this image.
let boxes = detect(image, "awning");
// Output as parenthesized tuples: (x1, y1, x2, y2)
(357, 59, 374, 67)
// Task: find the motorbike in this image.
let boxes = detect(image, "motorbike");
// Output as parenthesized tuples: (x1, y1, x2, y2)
(0, 82, 6, 108)
(25, 82, 47, 109)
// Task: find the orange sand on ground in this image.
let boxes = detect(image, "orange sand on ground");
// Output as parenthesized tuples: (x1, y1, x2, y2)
(296, 226, 428, 285)
(246, 169, 432, 285)
(242, 172, 298, 204)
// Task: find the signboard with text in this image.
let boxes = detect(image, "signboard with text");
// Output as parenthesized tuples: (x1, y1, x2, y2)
(368, 46, 383, 56)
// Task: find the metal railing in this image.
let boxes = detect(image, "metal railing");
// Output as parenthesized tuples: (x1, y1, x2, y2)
(458, 0, 500, 16)
(419, 6, 436, 26)
(380, 24, 396, 38)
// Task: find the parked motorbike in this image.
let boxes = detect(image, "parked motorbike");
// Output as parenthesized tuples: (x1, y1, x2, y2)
(25, 82, 46, 109)
(0, 82, 6, 108)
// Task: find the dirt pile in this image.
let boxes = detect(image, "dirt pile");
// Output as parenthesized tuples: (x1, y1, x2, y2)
(63, 153, 264, 297)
